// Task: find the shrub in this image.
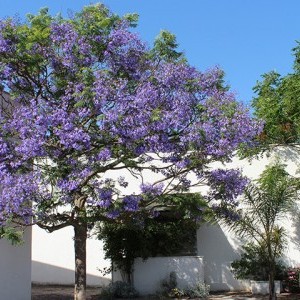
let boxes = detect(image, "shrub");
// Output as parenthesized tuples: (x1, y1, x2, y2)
(159, 272, 209, 298)
(101, 281, 139, 299)
(184, 281, 210, 298)
(283, 267, 300, 293)
(231, 243, 285, 281)
(160, 271, 179, 297)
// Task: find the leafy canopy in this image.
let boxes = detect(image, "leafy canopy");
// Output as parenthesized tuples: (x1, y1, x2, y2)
(98, 195, 201, 282)
(252, 42, 300, 145)
(0, 4, 259, 233)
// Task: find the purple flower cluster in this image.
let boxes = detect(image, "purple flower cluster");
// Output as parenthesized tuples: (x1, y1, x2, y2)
(140, 183, 164, 196)
(211, 203, 241, 221)
(97, 189, 113, 208)
(0, 164, 49, 225)
(104, 22, 146, 76)
(123, 195, 141, 212)
(50, 22, 93, 71)
(106, 210, 120, 219)
(207, 169, 249, 204)
(0, 19, 16, 54)
(117, 176, 128, 188)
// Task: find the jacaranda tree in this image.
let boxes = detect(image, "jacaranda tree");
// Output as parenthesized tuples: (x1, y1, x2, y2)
(0, 4, 260, 300)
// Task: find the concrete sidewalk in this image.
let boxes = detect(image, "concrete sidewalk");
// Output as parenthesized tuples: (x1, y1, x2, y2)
(208, 292, 300, 299)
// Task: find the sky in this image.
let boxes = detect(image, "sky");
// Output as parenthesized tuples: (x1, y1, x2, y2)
(0, 0, 300, 106)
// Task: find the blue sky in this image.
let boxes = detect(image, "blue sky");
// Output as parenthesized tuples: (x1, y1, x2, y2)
(0, 0, 299, 105)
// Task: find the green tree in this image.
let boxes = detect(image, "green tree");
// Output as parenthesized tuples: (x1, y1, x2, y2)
(98, 193, 209, 285)
(221, 162, 299, 300)
(231, 242, 285, 282)
(0, 225, 23, 245)
(252, 42, 300, 146)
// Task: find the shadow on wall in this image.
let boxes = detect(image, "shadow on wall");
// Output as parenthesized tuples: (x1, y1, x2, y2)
(32, 261, 111, 286)
(271, 147, 300, 258)
(285, 202, 300, 267)
(197, 223, 250, 292)
(113, 256, 204, 295)
(274, 147, 300, 169)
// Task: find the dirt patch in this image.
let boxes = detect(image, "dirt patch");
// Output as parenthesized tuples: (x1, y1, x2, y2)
(31, 284, 101, 300)
(31, 285, 300, 300)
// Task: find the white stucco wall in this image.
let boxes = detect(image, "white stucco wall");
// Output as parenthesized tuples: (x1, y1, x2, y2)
(0, 227, 31, 300)
(197, 223, 250, 291)
(113, 256, 204, 295)
(197, 147, 300, 291)
(32, 225, 111, 286)
(31, 147, 300, 292)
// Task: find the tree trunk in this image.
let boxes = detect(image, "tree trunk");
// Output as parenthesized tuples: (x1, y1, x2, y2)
(74, 222, 87, 300)
(269, 267, 276, 300)
(120, 269, 133, 286)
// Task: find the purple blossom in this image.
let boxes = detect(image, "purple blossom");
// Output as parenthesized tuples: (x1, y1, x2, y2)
(57, 179, 79, 192)
(123, 195, 141, 212)
(0, 35, 11, 53)
(50, 22, 93, 71)
(106, 210, 120, 219)
(211, 203, 241, 221)
(207, 169, 249, 204)
(117, 176, 128, 188)
(0, 19, 16, 54)
(104, 22, 146, 76)
(140, 183, 164, 196)
(96, 148, 111, 162)
(97, 189, 113, 208)
(175, 158, 191, 169)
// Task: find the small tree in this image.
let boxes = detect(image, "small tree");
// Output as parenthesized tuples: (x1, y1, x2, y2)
(252, 42, 300, 148)
(98, 193, 207, 284)
(221, 162, 299, 300)
(231, 242, 286, 282)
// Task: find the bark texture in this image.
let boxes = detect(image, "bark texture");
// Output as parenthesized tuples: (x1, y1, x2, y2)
(74, 222, 87, 300)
